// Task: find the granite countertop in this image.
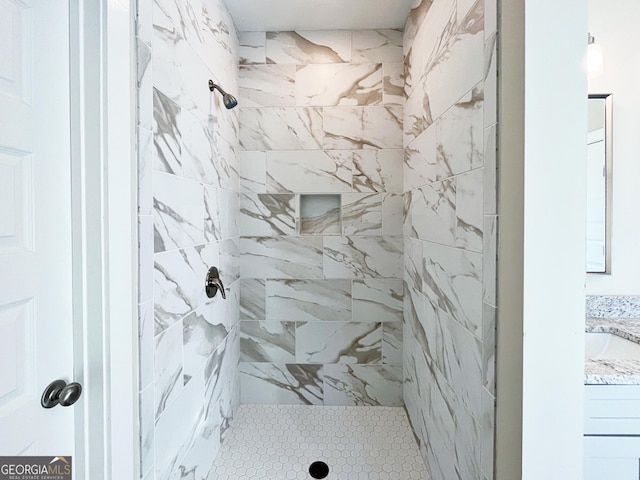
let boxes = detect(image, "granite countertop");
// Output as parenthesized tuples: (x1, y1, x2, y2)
(585, 317, 640, 385)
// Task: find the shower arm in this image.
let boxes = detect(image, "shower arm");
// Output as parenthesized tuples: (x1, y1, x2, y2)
(208, 79, 238, 109)
(208, 80, 224, 94)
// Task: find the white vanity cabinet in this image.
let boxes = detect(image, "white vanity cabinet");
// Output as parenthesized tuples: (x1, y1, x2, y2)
(584, 436, 640, 479)
(584, 385, 640, 480)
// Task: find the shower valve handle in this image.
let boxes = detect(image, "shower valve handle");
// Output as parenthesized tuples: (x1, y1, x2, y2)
(205, 266, 226, 299)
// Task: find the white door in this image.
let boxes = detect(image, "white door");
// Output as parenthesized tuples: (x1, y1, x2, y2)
(0, 0, 77, 460)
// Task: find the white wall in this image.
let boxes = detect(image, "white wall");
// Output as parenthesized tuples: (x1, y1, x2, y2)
(521, 0, 587, 466)
(496, 0, 587, 477)
(586, 0, 640, 295)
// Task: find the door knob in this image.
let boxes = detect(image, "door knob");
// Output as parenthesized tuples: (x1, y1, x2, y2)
(41, 379, 83, 408)
(205, 266, 226, 299)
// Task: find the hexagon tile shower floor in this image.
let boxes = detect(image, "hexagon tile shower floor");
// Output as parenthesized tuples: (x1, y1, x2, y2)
(208, 404, 429, 480)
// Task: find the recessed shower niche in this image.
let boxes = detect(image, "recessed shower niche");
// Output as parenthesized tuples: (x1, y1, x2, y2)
(299, 194, 341, 235)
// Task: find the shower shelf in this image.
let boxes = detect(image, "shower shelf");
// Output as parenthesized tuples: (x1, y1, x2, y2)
(299, 194, 341, 235)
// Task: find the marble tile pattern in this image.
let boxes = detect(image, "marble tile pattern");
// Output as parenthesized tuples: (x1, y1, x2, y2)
(383, 322, 403, 364)
(324, 364, 402, 406)
(295, 321, 383, 364)
(265, 279, 352, 322)
(136, 0, 240, 479)
(238, 29, 404, 407)
(483, 302, 496, 395)
(138, 215, 154, 303)
(138, 128, 154, 217)
(323, 106, 403, 150)
(139, 300, 154, 391)
(295, 63, 383, 106)
(382, 193, 404, 236)
(154, 321, 184, 418)
(239, 279, 265, 320)
(383, 62, 404, 106)
(240, 363, 324, 405)
(238, 276, 405, 406)
(403, 1, 498, 479)
(239, 151, 266, 193)
(323, 236, 403, 279)
(238, 65, 296, 108)
(482, 4, 498, 476)
(240, 321, 296, 363)
(240, 236, 324, 279)
(183, 301, 233, 381)
(153, 244, 216, 334)
(299, 209, 342, 235)
(153, 172, 204, 252)
(239, 31, 265, 66)
(139, 385, 154, 477)
(239, 193, 296, 236)
(341, 193, 383, 236)
(266, 150, 352, 193)
(266, 31, 352, 64)
(239, 107, 323, 151)
(353, 278, 403, 323)
(352, 149, 403, 193)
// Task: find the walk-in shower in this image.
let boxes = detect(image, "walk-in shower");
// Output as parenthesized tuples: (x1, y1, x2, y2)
(136, 0, 497, 479)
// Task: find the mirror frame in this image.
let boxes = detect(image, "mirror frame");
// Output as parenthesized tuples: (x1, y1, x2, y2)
(587, 93, 613, 274)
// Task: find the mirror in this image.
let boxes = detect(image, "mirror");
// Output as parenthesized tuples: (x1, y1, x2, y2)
(586, 94, 612, 273)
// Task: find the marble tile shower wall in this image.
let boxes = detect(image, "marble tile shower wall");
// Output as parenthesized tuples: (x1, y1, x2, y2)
(237, 30, 405, 406)
(402, 1, 497, 480)
(136, 0, 240, 479)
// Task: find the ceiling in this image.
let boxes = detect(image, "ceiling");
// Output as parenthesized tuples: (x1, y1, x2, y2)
(225, 0, 417, 32)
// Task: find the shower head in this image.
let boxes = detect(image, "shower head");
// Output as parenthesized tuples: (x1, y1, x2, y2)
(208, 79, 238, 109)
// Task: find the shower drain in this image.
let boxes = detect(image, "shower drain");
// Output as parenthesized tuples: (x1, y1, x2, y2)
(308, 461, 329, 479)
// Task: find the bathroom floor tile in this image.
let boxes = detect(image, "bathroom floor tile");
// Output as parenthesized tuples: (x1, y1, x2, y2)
(208, 404, 430, 480)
